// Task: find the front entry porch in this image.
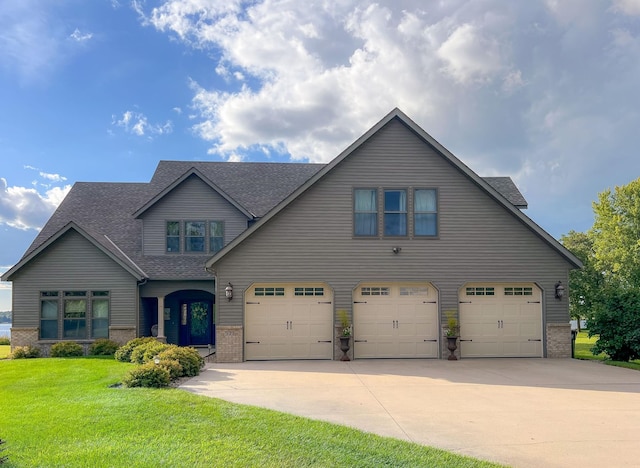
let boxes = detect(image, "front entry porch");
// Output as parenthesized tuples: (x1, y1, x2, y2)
(142, 289, 215, 347)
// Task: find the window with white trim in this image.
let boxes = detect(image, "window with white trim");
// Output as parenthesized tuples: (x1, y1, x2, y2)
(294, 287, 324, 296)
(504, 287, 533, 296)
(466, 287, 495, 296)
(361, 287, 390, 296)
(255, 287, 285, 296)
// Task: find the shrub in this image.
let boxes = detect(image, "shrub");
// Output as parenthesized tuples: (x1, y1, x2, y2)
(0, 337, 10, 346)
(9, 346, 41, 359)
(157, 346, 204, 377)
(130, 341, 172, 365)
(589, 288, 640, 361)
(50, 341, 83, 357)
(88, 339, 119, 356)
(157, 359, 183, 380)
(122, 362, 170, 388)
(114, 337, 157, 362)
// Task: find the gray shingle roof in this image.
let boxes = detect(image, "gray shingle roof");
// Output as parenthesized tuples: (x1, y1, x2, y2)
(12, 160, 528, 281)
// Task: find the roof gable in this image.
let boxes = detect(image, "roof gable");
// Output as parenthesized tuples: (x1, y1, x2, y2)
(133, 167, 253, 219)
(2, 222, 146, 281)
(206, 108, 582, 269)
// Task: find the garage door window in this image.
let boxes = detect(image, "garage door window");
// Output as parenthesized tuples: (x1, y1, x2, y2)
(504, 287, 533, 296)
(294, 287, 324, 296)
(400, 287, 428, 296)
(255, 287, 285, 296)
(466, 287, 495, 296)
(361, 287, 390, 296)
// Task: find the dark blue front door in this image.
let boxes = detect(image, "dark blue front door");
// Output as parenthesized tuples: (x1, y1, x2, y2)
(180, 300, 213, 346)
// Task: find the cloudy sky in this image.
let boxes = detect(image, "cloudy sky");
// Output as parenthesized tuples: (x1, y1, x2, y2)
(1, 0, 640, 311)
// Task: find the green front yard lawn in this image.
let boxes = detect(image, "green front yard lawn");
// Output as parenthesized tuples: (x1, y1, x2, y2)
(574, 331, 640, 371)
(0, 358, 501, 467)
(0, 345, 9, 359)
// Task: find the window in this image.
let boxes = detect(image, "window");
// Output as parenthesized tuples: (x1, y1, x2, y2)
(504, 287, 533, 296)
(40, 292, 59, 339)
(466, 287, 495, 296)
(294, 287, 324, 296)
(384, 190, 407, 236)
(92, 291, 110, 338)
(166, 221, 180, 253)
(354, 187, 438, 238)
(209, 221, 224, 253)
(399, 287, 429, 296)
(255, 287, 285, 296)
(185, 221, 205, 252)
(39, 291, 109, 340)
(414, 189, 437, 236)
(361, 287, 390, 296)
(64, 291, 87, 339)
(354, 189, 377, 236)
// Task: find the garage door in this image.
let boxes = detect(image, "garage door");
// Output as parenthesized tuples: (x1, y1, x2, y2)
(245, 283, 333, 360)
(459, 283, 543, 358)
(353, 283, 439, 358)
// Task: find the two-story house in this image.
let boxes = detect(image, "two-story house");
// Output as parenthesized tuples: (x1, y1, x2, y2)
(2, 109, 582, 361)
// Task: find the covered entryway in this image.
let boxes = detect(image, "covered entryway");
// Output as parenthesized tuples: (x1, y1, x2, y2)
(459, 283, 543, 358)
(244, 283, 333, 360)
(353, 282, 439, 358)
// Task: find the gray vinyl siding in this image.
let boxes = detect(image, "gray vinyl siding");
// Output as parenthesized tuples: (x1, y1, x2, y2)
(141, 174, 249, 255)
(213, 119, 573, 329)
(10, 230, 138, 330)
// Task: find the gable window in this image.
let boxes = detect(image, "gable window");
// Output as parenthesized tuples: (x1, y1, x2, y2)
(209, 221, 224, 253)
(354, 189, 377, 236)
(64, 291, 87, 339)
(414, 189, 438, 236)
(166, 221, 180, 253)
(40, 291, 59, 339)
(185, 221, 205, 252)
(384, 190, 407, 236)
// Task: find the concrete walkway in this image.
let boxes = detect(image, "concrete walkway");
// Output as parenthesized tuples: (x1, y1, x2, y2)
(181, 359, 640, 467)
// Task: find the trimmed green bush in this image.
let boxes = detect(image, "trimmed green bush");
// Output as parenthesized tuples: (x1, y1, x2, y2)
(9, 346, 41, 359)
(157, 359, 183, 380)
(0, 337, 10, 346)
(88, 339, 119, 356)
(157, 346, 204, 377)
(122, 362, 170, 388)
(50, 341, 83, 357)
(130, 341, 172, 365)
(114, 337, 157, 362)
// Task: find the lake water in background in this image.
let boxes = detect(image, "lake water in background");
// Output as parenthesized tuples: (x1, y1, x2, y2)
(0, 323, 10, 338)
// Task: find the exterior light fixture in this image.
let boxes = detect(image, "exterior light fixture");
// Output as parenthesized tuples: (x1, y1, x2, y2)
(555, 281, 565, 300)
(392, 247, 402, 254)
(153, 355, 160, 365)
(225, 282, 233, 301)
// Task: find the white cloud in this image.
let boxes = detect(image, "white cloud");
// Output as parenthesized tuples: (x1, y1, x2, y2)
(23, 165, 68, 184)
(611, 0, 640, 16)
(69, 28, 93, 42)
(112, 110, 173, 138)
(0, 178, 71, 231)
(135, 0, 640, 238)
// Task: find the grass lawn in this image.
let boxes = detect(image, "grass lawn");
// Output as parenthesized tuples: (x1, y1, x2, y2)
(574, 331, 640, 371)
(0, 345, 9, 359)
(0, 358, 502, 467)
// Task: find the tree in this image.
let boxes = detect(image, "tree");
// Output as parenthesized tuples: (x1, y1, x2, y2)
(560, 230, 604, 330)
(591, 178, 640, 288)
(589, 288, 640, 361)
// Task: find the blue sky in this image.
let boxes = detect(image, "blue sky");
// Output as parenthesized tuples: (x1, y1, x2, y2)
(2, 0, 640, 311)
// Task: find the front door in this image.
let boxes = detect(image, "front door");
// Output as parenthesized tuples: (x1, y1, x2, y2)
(181, 300, 213, 346)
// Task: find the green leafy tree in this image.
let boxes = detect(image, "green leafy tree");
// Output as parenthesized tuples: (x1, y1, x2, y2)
(589, 288, 640, 361)
(560, 230, 604, 330)
(591, 178, 640, 288)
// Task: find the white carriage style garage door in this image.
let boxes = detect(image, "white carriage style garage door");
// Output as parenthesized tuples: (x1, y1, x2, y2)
(458, 283, 543, 358)
(353, 282, 439, 359)
(244, 283, 333, 360)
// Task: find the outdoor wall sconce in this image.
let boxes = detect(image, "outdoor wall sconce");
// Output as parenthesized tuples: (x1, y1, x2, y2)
(392, 247, 402, 254)
(225, 282, 233, 301)
(555, 281, 565, 300)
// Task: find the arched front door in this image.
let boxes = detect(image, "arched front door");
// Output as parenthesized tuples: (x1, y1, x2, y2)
(180, 299, 213, 346)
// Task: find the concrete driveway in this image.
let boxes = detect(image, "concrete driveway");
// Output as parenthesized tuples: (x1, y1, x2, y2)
(181, 359, 640, 467)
